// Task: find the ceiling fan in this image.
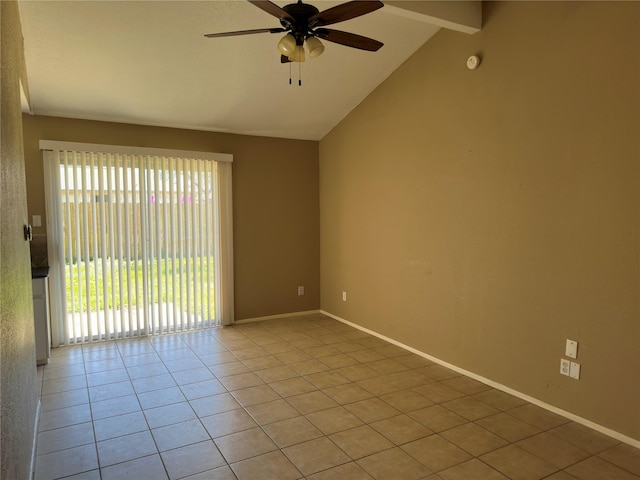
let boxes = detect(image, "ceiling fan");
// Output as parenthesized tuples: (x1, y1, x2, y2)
(204, 0, 384, 63)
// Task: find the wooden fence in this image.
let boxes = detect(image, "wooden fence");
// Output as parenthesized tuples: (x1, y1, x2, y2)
(62, 194, 214, 263)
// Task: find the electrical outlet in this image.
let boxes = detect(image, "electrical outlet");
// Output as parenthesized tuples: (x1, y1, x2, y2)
(570, 361, 581, 379)
(560, 358, 571, 376)
(342, 291, 347, 301)
(565, 339, 578, 359)
(297, 286, 304, 296)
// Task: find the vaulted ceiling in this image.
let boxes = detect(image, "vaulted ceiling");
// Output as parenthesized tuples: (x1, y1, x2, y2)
(19, 1, 480, 140)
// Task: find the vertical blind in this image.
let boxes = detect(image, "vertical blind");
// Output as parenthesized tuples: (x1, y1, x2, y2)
(43, 143, 234, 346)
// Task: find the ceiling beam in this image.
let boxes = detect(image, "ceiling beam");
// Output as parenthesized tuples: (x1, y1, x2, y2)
(20, 79, 32, 114)
(385, 1, 481, 34)
(18, 3, 33, 113)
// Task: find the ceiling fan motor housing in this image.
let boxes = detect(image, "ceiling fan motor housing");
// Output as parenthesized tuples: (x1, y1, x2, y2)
(281, 1, 320, 44)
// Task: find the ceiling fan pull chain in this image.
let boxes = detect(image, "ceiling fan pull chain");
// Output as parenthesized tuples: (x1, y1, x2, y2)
(299, 62, 302, 86)
(289, 62, 292, 85)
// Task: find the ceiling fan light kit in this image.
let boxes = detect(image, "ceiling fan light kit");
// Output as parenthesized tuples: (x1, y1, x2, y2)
(305, 36, 325, 58)
(277, 33, 322, 62)
(277, 33, 297, 56)
(289, 44, 306, 62)
(205, 0, 385, 75)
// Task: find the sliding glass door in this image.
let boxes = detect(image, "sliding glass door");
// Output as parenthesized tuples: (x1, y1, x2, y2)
(43, 145, 234, 345)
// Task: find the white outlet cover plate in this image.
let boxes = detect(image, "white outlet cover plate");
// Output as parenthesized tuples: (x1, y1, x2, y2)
(565, 339, 578, 359)
(570, 361, 581, 379)
(560, 358, 571, 376)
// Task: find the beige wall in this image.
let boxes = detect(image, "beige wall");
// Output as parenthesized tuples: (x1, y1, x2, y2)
(1, 2, 40, 478)
(320, 1, 639, 440)
(22, 115, 320, 320)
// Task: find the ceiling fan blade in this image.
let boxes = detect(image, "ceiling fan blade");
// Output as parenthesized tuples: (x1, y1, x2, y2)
(314, 28, 383, 51)
(309, 1, 383, 27)
(205, 27, 286, 38)
(248, 0, 294, 22)
(281, 55, 292, 63)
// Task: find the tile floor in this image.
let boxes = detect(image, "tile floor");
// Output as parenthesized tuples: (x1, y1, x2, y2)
(34, 313, 640, 480)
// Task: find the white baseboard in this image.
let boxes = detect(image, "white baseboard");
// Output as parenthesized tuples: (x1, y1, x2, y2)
(320, 310, 640, 449)
(234, 310, 321, 324)
(30, 398, 42, 479)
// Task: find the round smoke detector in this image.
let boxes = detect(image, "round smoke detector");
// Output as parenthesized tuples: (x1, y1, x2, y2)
(467, 55, 480, 70)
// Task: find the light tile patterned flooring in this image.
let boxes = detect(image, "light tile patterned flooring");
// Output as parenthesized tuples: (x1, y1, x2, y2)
(34, 313, 640, 480)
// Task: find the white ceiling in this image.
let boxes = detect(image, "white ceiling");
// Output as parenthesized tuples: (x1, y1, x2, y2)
(18, 1, 446, 141)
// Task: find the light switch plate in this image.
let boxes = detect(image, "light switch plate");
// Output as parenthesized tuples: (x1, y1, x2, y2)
(565, 339, 578, 359)
(570, 361, 581, 379)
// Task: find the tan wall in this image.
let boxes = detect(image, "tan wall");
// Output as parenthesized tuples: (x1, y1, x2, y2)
(23, 115, 320, 320)
(320, 1, 639, 440)
(1, 2, 40, 478)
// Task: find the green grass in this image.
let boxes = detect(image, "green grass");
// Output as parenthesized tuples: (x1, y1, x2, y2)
(65, 256, 215, 317)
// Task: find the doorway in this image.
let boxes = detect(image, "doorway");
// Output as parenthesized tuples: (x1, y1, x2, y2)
(43, 144, 234, 345)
